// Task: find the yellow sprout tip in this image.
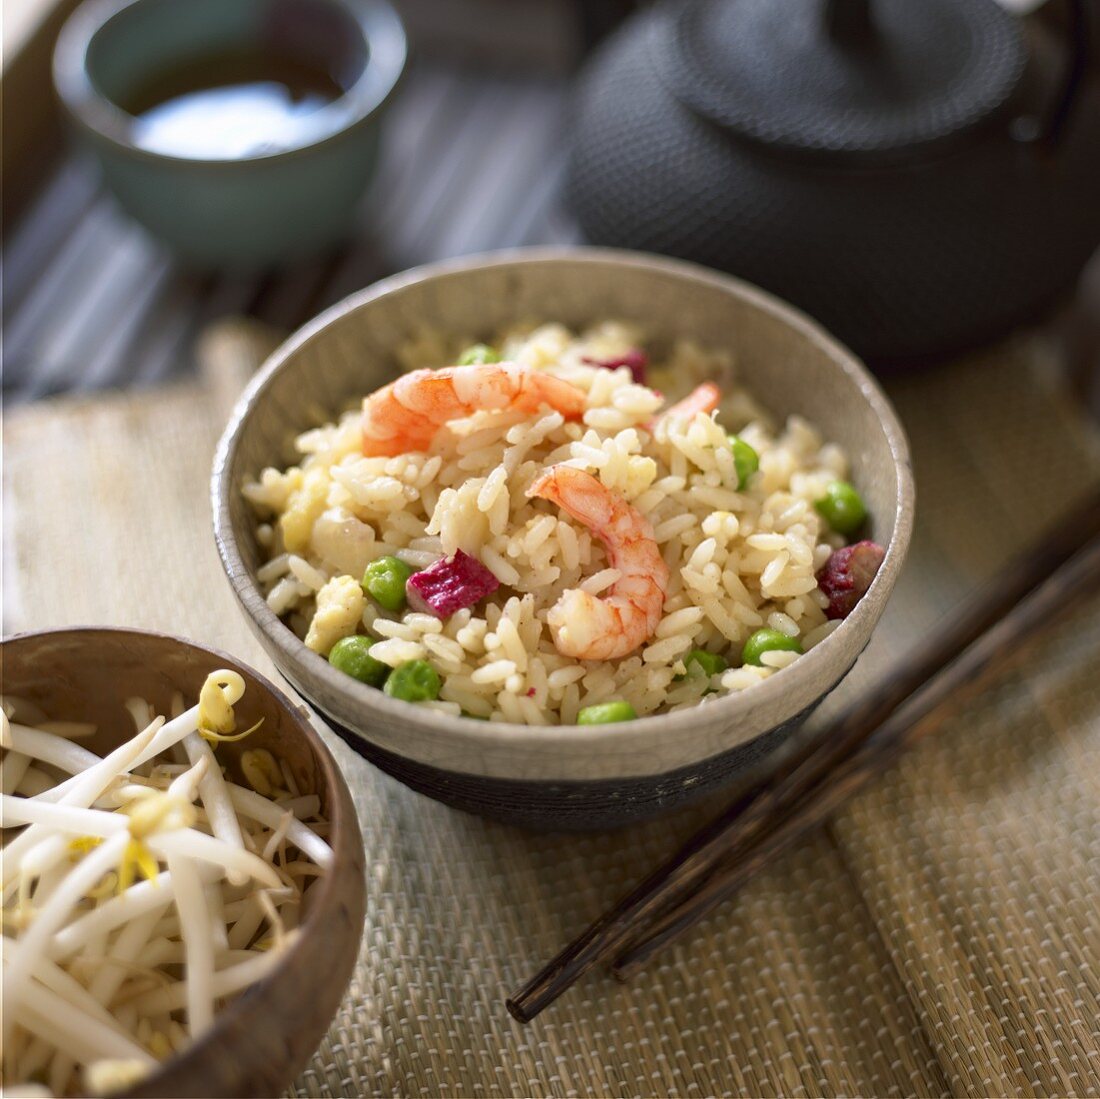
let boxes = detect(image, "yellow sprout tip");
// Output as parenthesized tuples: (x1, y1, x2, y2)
(68, 835, 105, 856)
(198, 716, 264, 745)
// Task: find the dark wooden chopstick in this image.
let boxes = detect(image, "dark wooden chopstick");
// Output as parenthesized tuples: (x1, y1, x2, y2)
(506, 488, 1100, 1023)
(611, 530, 1100, 978)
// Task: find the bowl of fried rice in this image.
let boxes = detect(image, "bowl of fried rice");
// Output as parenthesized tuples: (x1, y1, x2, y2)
(212, 248, 913, 829)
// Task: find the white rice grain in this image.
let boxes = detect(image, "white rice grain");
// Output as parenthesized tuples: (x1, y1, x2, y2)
(579, 569, 621, 595)
(480, 546, 520, 587)
(256, 555, 291, 584)
(368, 639, 427, 667)
(655, 606, 705, 638)
(760, 649, 801, 669)
(477, 465, 509, 513)
(266, 577, 307, 615)
(642, 635, 692, 664)
(653, 514, 697, 542)
(547, 666, 586, 691)
(766, 612, 801, 637)
(760, 551, 790, 591)
(470, 661, 518, 686)
(287, 556, 328, 592)
(370, 619, 418, 641)
(395, 549, 440, 569)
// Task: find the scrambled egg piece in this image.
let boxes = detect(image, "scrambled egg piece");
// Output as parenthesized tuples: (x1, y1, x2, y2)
(304, 575, 365, 655)
(311, 507, 377, 578)
(280, 467, 330, 554)
(618, 455, 658, 499)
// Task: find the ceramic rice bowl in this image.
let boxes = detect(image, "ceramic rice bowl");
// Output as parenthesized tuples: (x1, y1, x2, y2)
(212, 248, 914, 830)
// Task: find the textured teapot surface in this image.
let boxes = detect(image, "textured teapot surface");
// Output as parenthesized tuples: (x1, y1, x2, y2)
(567, 0, 1100, 365)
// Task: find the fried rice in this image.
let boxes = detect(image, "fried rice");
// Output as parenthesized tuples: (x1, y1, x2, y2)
(243, 321, 851, 724)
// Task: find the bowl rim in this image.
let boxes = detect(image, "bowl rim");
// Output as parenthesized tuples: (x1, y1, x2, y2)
(0, 625, 360, 1093)
(212, 246, 915, 760)
(52, 0, 407, 168)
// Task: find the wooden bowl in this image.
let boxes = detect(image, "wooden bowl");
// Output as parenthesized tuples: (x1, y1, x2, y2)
(212, 247, 915, 830)
(1, 627, 365, 1098)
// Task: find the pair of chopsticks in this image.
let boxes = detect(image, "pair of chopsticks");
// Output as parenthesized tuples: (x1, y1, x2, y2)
(507, 488, 1100, 1023)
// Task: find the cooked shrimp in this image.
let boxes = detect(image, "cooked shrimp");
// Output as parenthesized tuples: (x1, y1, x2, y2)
(526, 466, 669, 660)
(361, 363, 586, 457)
(646, 381, 720, 431)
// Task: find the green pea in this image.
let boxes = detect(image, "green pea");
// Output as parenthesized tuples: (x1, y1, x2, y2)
(361, 555, 415, 612)
(741, 628, 803, 667)
(683, 649, 727, 678)
(328, 636, 390, 688)
(814, 480, 867, 535)
(457, 343, 500, 366)
(729, 436, 759, 489)
(383, 659, 441, 702)
(577, 700, 637, 725)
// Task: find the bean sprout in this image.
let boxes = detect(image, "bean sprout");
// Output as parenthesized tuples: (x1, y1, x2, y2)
(0, 673, 332, 1096)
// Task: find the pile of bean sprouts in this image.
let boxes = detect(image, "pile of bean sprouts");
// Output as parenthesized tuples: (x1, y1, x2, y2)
(1, 670, 333, 1097)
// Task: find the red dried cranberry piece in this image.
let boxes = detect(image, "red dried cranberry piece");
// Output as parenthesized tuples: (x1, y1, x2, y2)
(406, 549, 500, 619)
(816, 541, 886, 620)
(581, 348, 647, 384)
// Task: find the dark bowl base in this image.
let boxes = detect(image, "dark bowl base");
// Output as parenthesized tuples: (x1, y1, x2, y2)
(310, 701, 822, 831)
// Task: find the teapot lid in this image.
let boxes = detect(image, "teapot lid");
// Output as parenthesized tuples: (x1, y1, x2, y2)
(653, 0, 1027, 165)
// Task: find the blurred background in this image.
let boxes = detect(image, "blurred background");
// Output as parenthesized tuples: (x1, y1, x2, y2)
(2, 0, 1098, 405)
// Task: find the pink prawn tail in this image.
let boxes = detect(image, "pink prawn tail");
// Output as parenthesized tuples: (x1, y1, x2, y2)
(644, 381, 721, 432)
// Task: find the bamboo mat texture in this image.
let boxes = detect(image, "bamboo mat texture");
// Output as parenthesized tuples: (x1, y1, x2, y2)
(4, 326, 1099, 1098)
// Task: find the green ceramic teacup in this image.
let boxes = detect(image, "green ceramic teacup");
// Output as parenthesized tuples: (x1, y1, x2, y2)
(53, 0, 406, 268)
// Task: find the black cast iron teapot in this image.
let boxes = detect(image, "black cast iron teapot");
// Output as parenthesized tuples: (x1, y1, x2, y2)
(567, 0, 1100, 365)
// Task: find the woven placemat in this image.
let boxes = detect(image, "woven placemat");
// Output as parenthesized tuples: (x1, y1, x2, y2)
(4, 333, 1098, 1097)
